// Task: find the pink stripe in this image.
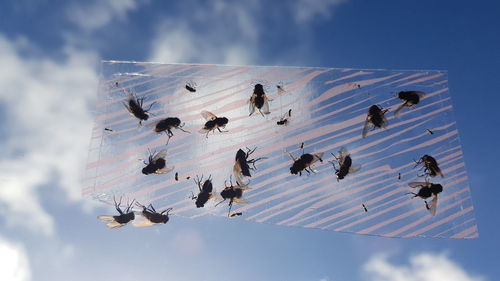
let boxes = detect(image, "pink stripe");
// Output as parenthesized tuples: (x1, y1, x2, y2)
(450, 225, 479, 239)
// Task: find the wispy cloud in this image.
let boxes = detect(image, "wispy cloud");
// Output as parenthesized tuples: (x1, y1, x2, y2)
(149, 1, 261, 65)
(0, 236, 31, 281)
(291, 0, 347, 23)
(0, 35, 98, 235)
(66, 0, 141, 32)
(364, 252, 484, 281)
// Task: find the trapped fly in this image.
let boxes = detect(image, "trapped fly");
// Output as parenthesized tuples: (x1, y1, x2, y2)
(185, 81, 197, 93)
(191, 175, 215, 208)
(277, 109, 292, 126)
(285, 143, 323, 176)
(249, 83, 271, 116)
(233, 147, 266, 184)
(408, 181, 443, 216)
(394, 91, 425, 118)
(198, 111, 229, 138)
(329, 147, 361, 181)
(148, 117, 190, 145)
(215, 176, 249, 217)
(142, 149, 174, 175)
(133, 202, 172, 227)
(362, 105, 388, 138)
(414, 154, 444, 177)
(122, 89, 156, 125)
(98, 196, 135, 229)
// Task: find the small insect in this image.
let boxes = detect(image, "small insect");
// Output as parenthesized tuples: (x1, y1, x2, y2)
(398, 173, 401, 180)
(249, 83, 271, 116)
(277, 83, 286, 95)
(185, 81, 197, 93)
(362, 105, 389, 138)
(122, 89, 156, 125)
(134, 202, 172, 226)
(329, 147, 361, 181)
(414, 154, 444, 177)
(175, 172, 179, 181)
(191, 175, 215, 208)
(186, 176, 191, 180)
(285, 144, 324, 176)
(233, 147, 267, 184)
(149, 117, 190, 145)
(362, 204, 368, 212)
(98, 196, 135, 229)
(142, 149, 174, 175)
(407, 181, 443, 216)
(198, 111, 229, 138)
(230, 212, 243, 217)
(115, 82, 119, 87)
(394, 91, 425, 118)
(104, 127, 114, 132)
(426, 129, 434, 135)
(277, 109, 292, 126)
(216, 176, 249, 217)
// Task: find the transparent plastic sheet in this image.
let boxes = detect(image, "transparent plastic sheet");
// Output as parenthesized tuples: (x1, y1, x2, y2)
(84, 61, 478, 238)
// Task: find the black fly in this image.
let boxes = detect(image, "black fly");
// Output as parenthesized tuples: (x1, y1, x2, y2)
(329, 147, 361, 181)
(362, 105, 388, 138)
(134, 202, 172, 226)
(104, 127, 114, 132)
(215, 176, 249, 217)
(394, 91, 425, 118)
(198, 111, 229, 138)
(142, 149, 174, 175)
(407, 181, 443, 216)
(277, 109, 292, 126)
(175, 172, 179, 181)
(191, 175, 215, 208)
(233, 147, 267, 184)
(285, 144, 324, 176)
(249, 83, 271, 116)
(122, 89, 156, 125)
(414, 154, 444, 177)
(230, 212, 243, 217)
(426, 129, 434, 135)
(185, 81, 197, 93)
(98, 196, 135, 229)
(362, 204, 368, 212)
(149, 117, 190, 145)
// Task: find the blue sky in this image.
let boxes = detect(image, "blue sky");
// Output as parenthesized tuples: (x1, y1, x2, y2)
(0, 0, 499, 280)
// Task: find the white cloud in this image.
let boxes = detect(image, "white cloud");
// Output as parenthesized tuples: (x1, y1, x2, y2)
(291, 0, 347, 23)
(0, 236, 31, 281)
(149, 1, 260, 65)
(0, 35, 99, 235)
(364, 252, 484, 281)
(66, 0, 141, 32)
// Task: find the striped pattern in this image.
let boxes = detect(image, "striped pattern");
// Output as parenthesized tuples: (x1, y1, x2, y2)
(84, 61, 478, 239)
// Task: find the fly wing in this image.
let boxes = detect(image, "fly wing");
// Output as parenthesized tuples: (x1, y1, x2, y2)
(146, 119, 162, 130)
(362, 118, 371, 138)
(98, 215, 115, 222)
(107, 221, 127, 229)
(394, 104, 405, 118)
(210, 188, 223, 202)
(249, 95, 256, 116)
(408, 182, 427, 188)
(311, 152, 324, 164)
(132, 213, 157, 227)
(123, 89, 135, 100)
(233, 163, 244, 183)
(233, 197, 248, 205)
(415, 91, 426, 98)
(201, 110, 217, 121)
(349, 165, 362, 174)
(156, 165, 174, 174)
(153, 149, 168, 161)
(284, 150, 297, 162)
(428, 196, 438, 216)
(198, 127, 211, 134)
(338, 147, 349, 159)
(261, 96, 271, 114)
